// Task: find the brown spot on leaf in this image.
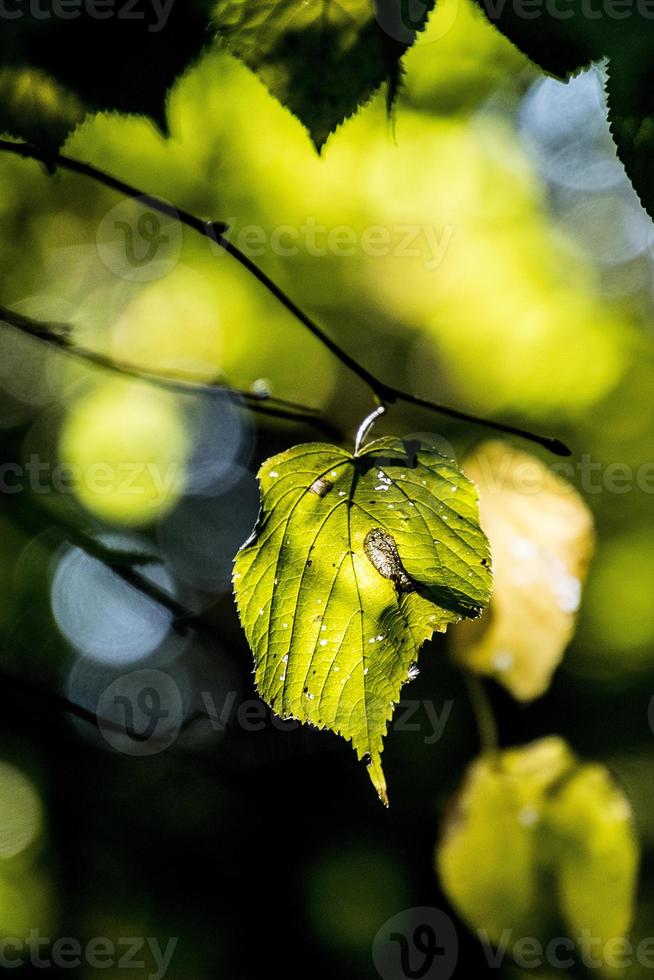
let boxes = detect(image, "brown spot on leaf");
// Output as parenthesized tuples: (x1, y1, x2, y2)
(364, 528, 414, 594)
(310, 477, 333, 498)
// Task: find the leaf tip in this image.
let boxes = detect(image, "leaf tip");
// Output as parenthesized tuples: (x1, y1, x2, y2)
(366, 754, 389, 807)
(311, 132, 328, 155)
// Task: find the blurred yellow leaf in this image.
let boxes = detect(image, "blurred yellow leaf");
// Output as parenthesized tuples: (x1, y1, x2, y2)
(451, 441, 594, 700)
(548, 764, 638, 969)
(436, 738, 638, 974)
(438, 737, 573, 942)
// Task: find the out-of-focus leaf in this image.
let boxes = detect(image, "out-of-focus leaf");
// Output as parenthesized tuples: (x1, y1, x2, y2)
(548, 763, 638, 968)
(437, 737, 638, 973)
(0, 68, 84, 150)
(451, 441, 594, 701)
(472, 3, 647, 78)
(233, 436, 491, 804)
(472, 2, 596, 78)
(403, 0, 531, 116)
(212, 0, 435, 149)
(0, 1, 215, 150)
(438, 738, 570, 941)
(471, 5, 654, 220)
(607, 50, 654, 222)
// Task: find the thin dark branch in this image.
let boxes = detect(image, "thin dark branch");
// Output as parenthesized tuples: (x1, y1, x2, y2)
(0, 664, 114, 732)
(0, 664, 232, 764)
(0, 138, 571, 456)
(389, 389, 571, 458)
(4, 502, 239, 740)
(9, 500, 194, 627)
(0, 138, 225, 238)
(0, 304, 338, 435)
(70, 530, 194, 627)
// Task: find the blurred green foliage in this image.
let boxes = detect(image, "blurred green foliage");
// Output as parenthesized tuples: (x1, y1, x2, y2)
(0, 1, 654, 977)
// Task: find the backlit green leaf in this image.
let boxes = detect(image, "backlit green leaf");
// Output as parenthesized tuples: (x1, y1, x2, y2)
(233, 436, 491, 803)
(0, 2, 215, 149)
(607, 51, 654, 222)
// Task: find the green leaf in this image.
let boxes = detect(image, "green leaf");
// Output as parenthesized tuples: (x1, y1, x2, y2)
(213, 0, 436, 149)
(548, 762, 638, 969)
(472, 2, 597, 79)
(472, 5, 654, 220)
(233, 436, 491, 803)
(607, 50, 654, 221)
(437, 738, 639, 974)
(0, 2, 215, 150)
(0, 68, 84, 152)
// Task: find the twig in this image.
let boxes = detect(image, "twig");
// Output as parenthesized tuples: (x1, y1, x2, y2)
(0, 663, 232, 763)
(0, 304, 338, 435)
(9, 500, 194, 628)
(0, 139, 571, 457)
(393, 389, 571, 458)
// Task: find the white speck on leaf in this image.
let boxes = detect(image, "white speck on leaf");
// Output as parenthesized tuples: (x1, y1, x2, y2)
(493, 651, 514, 672)
(518, 806, 540, 828)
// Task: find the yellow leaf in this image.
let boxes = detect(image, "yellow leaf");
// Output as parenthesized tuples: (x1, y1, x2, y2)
(437, 737, 575, 944)
(436, 738, 638, 975)
(451, 440, 594, 700)
(548, 764, 639, 972)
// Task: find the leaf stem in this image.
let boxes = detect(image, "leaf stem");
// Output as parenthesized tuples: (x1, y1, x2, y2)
(354, 403, 387, 454)
(463, 672, 498, 754)
(0, 139, 571, 457)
